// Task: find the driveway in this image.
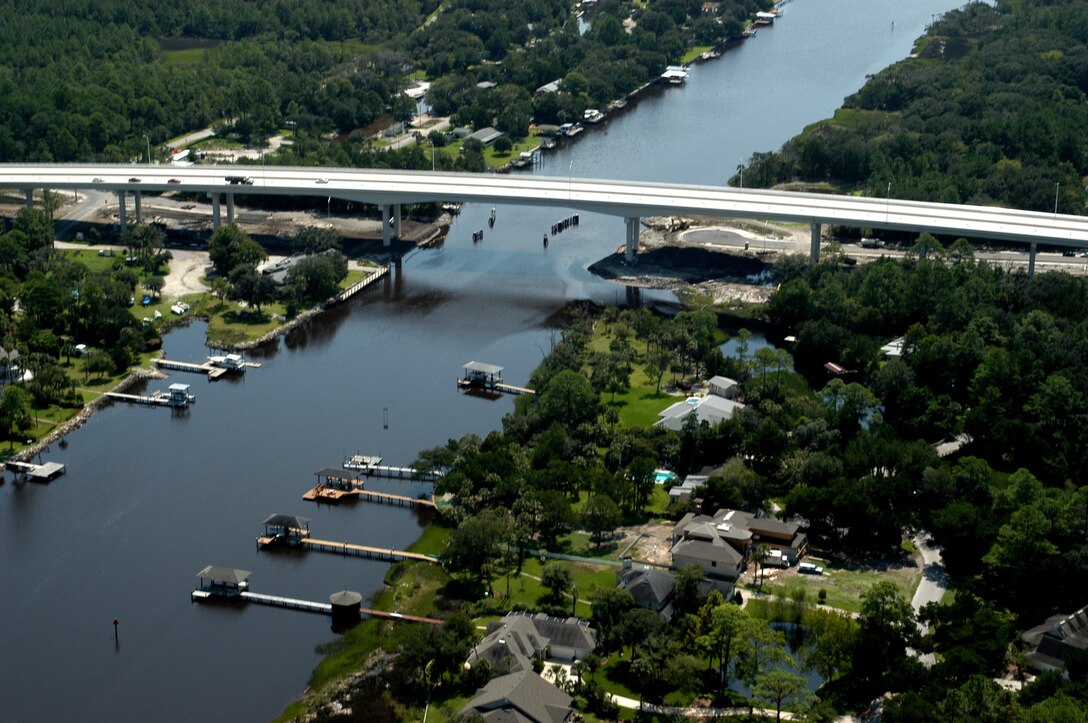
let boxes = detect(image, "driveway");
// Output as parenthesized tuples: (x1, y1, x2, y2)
(910, 531, 947, 666)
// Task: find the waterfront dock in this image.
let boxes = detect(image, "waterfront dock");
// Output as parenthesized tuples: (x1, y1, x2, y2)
(105, 383, 195, 409)
(331, 266, 389, 304)
(257, 515, 439, 563)
(152, 354, 260, 379)
(458, 361, 535, 397)
(344, 454, 442, 482)
(191, 565, 440, 624)
(5, 460, 66, 481)
(303, 467, 436, 507)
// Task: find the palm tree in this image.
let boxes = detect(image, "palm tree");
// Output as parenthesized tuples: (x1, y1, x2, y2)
(751, 543, 772, 591)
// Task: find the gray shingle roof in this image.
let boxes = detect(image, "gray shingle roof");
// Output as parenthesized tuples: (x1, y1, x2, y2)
(196, 565, 251, 585)
(464, 670, 572, 723)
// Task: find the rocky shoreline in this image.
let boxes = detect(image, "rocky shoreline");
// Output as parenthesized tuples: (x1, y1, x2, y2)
(15, 368, 167, 462)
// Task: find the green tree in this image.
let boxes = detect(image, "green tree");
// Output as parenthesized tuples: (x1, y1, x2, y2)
(540, 562, 574, 603)
(581, 494, 621, 548)
(0, 385, 33, 447)
(752, 669, 809, 722)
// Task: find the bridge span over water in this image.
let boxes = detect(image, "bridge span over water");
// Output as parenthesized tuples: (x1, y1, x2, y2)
(3, 164, 1087, 272)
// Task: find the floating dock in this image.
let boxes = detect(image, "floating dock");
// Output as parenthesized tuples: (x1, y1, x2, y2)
(105, 383, 195, 408)
(5, 460, 66, 481)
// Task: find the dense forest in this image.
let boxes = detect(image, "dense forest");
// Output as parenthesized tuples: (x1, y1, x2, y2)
(0, 0, 772, 165)
(738, 0, 1088, 214)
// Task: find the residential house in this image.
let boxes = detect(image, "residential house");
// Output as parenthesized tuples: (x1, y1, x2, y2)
(0, 347, 23, 384)
(667, 474, 709, 503)
(616, 561, 676, 621)
(1022, 604, 1088, 673)
(468, 126, 505, 147)
(673, 508, 808, 567)
(655, 395, 744, 432)
(462, 670, 573, 723)
(466, 612, 596, 674)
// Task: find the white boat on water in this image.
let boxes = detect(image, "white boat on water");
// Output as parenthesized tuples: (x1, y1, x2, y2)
(583, 108, 605, 123)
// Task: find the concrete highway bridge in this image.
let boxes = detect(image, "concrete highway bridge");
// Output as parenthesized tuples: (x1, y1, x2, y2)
(3, 164, 1087, 274)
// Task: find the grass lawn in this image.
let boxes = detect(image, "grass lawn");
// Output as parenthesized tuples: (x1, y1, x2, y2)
(760, 553, 923, 614)
(680, 45, 713, 64)
(431, 130, 550, 170)
(161, 47, 208, 65)
(407, 523, 451, 556)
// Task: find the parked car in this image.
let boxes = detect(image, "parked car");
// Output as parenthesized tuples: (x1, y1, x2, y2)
(798, 562, 824, 575)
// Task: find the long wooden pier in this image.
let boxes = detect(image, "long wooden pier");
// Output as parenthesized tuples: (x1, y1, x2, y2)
(257, 534, 439, 564)
(303, 484, 436, 508)
(332, 266, 389, 304)
(105, 385, 195, 409)
(495, 382, 534, 396)
(193, 589, 441, 624)
(153, 358, 228, 379)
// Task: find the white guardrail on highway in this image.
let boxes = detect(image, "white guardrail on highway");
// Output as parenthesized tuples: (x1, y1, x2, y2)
(3, 164, 1088, 247)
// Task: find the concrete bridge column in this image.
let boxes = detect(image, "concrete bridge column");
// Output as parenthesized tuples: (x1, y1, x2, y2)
(624, 216, 640, 263)
(133, 192, 142, 224)
(810, 222, 822, 262)
(117, 191, 127, 234)
(382, 205, 391, 247)
(209, 194, 222, 231)
(1029, 241, 1037, 278)
(24, 189, 33, 208)
(225, 193, 235, 224)
(393, 204, 402, 240)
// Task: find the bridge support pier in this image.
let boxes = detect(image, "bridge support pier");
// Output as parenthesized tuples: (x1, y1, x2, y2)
(624, 217, 640, 263)
(810, 222, 822, 262)
(24, 189, 33, 208)
(226, 193, 235, 224)
(1029, 241, 1037, 278)
(117, 191, 128, 234)
(393, 204, 401, 240)
(382, 205, 391, 247)
(210, 194, 222, 231)
(133, 192, 142, 224)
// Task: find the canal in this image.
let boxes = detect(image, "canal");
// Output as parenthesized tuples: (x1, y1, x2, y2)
(0, 1, 966, 720)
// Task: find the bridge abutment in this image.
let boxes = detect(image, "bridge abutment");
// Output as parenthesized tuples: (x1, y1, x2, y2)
(624, 217, 640, 263)
(810, 222, 822, 262)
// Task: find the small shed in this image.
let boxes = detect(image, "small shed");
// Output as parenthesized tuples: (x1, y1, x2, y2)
(168, 383, 194, 406)
(330, 590, 363, 626)
(707, 376, 738, 399)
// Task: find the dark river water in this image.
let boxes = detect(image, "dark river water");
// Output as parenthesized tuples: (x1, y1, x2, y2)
(0, 1, 966, 720)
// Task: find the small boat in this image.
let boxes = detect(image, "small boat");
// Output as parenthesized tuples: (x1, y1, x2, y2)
(583, 108, 605, 124)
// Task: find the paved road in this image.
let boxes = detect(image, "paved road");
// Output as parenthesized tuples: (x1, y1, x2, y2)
(910, 531, 947, 667)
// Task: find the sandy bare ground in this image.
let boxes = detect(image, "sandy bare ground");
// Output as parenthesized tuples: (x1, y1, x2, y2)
(163, 249, 209, 297)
